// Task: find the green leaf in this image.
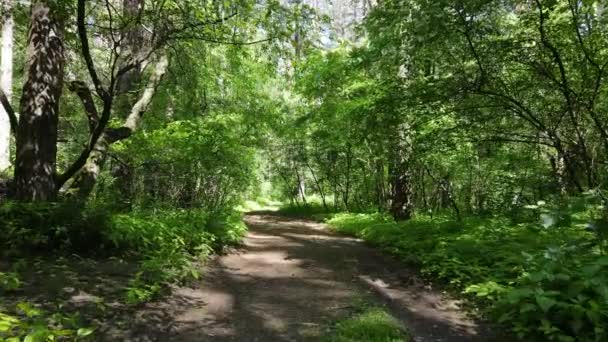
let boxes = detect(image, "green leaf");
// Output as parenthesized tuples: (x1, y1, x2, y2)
(0, 320, 13, 332)
(535, 296, 557, 313)
(55, 329, 75, 336)
(594, 256, 608, 266)
(519, 303, 537, 313)
(17, 302, 42, 318)
(77, 327, 95, 337)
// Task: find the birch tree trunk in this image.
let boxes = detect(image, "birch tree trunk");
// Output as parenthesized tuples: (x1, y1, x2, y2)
(0, 0, 13, 172)
(389, 122, 414, 220)
(13, 2, 64, 201)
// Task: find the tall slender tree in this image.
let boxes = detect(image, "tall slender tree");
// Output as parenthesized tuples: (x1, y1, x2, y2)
(0, 0, 13, 172)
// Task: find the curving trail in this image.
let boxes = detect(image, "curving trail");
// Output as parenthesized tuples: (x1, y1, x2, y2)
(118, 213, 495, 342)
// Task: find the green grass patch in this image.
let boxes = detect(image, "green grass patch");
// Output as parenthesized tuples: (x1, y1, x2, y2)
(325, 305, 408, 342)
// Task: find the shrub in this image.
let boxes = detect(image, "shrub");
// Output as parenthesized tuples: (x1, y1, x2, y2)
(106, 209, 247, 303)
(326, 210, 605, 341)
(0, 201, 248, 304)
(0, 201, 110, 255)
(0, 302, 95, 341)
(495, 249, 608, 341)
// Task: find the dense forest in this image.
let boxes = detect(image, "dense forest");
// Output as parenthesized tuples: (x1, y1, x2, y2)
(1, 0, 608, 341)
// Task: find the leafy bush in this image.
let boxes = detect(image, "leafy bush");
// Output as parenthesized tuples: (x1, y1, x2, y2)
(0, 201, 110, 255)
(327, 208, 606, 341)
(277, 202, 336, 221)
(327, 212, 393, 236)
(0, 272, 20, 293)
(495, 249, 608, 341)
(107, 209, 247, 304)
(0, 302, 94, 341)
(114, 118, 257, 211)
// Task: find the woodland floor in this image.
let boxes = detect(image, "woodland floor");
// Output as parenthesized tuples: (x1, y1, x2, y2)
(116, 213, 499, 341)
(3, 213, 502, 341)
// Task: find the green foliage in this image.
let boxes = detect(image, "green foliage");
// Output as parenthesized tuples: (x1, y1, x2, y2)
(326, 213, 393, 236)
(0, 202, 110, 255)
(0, 302, 95, 341)
(495, 249, 608, 341)
(4, 0, 608, 339)
(0, 200, 247, 306)
(327, 202, 606, 341)
(0, 272, 20, 293)
(108, 209, 247, 304)
(277, 202, 336, 220)
(112, 116, 258, 212)
(325, 305, 409, 342)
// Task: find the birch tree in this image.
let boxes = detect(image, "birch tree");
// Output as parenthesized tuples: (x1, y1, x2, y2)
(0, 0, 12, 172)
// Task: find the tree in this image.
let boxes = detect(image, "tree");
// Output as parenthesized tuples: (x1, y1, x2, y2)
(0, 0, 13, 172)
(13, 1, 65, 201)
(0, 0, 288, 202)
(389, 121, 414, 220)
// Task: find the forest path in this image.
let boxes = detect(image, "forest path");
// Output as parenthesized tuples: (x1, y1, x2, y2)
(124, 213, 490, 342)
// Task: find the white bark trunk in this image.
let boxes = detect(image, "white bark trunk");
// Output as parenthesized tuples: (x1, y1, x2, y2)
(0, 0, 13, 172)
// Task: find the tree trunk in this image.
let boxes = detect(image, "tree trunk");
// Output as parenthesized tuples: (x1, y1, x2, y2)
(389, 123, 414, 221)
(111, 0, 145, 203)
(375, 158, 386, 211)
(295, 166, 307, 205)
(342, 143, 352, 209)
(116, 0, 144, 109)
(14, 2, 64, 201)
(0, 0, 13, 172)
(306, 160, 327, 210)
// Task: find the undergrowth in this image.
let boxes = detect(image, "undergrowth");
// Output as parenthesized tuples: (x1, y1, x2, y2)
(0, 201, 248, 339)
(326, 200, 608, 341)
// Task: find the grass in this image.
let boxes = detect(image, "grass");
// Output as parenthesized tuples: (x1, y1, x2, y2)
(325, 305, 409, 342)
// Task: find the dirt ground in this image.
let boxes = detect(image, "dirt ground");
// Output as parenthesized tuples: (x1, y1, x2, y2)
(110, 213, 496, 342)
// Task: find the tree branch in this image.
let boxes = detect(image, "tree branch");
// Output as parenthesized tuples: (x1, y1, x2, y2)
(119, 54, 169, 138)
(68, 81, 99, 133)
(56, 54, 169, 189)
(77, 0, 108, 100)
(0, 87, 17, 136)
(165, 35, 275, 46)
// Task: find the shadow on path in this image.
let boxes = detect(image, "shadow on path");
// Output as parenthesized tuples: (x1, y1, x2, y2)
(121, 213, 498, 342)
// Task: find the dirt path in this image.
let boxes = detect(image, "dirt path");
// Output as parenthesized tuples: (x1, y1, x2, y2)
(118, 213, 493, 342)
